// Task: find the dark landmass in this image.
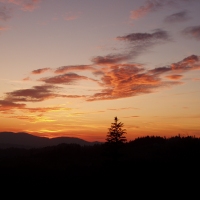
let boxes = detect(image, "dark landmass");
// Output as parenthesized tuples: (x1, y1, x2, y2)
(1, 133, 200, 185)
(0, 131, 102, 148)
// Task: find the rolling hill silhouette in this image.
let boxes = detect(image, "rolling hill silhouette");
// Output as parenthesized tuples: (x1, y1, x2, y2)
(0, 132, 102, 149)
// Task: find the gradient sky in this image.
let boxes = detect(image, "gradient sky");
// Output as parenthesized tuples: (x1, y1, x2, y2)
(0, 0, 200, 142)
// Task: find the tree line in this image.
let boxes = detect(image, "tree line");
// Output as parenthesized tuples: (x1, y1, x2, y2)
(0, 117, 200, 184)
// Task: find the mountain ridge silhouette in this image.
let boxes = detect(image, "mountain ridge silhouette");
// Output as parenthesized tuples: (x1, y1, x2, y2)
(0, 131, 102, 149)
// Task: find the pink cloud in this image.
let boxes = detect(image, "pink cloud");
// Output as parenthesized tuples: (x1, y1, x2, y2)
(149, 55, 200, 74)
(64, 12, 80, 21)
(87, 64, 168, 101)
(129, 0, 170, 20)
(22, 76, 30, 81)
(21, 0, 41, 11)
(165, 75, 183, 80)
(193, 78, 200, 81)
(0, 25, 8, 31)
(171, 55, 200, 71)
(3, 0, 41, 11)
(87, 55, 199, 101)
(130, 0, 196, 20)
(130, 1, 155, 20)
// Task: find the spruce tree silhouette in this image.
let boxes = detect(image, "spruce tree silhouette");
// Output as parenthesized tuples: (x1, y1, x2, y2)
(105, 116, 127, 166)
(106, 116, 127, 144)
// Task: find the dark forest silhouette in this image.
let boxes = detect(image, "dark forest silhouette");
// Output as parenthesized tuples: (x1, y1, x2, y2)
(1, 134, 200, 182)
(1, 117, 200, 184)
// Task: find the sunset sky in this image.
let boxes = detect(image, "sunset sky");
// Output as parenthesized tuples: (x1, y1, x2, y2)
(0, 0, 200, 142)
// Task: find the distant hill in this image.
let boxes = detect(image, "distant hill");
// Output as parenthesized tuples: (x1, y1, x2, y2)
(0, 132, 102, 149)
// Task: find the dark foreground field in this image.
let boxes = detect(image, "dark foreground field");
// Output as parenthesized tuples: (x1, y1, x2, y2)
(1, 135, 200, 185)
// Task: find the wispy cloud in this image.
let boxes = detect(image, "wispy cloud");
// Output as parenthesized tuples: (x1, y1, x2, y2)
(90, 29, 170, 69)
(38, 73, 97, 85)
(22, 76, 30, 81)
(2, 0, 41, 11)
(87, 54, 200, 101)
(64, 11, 80, 21)
(91, 54, 131, 66)
(107, 107, 138, 111)
(54, 65, 95, 74)
(171, 55, 200, 71)
(20, 0, 41, 11)
(165, 75, 183, 80)
(0, 25, 8, 31)
(164, 10, 190, 23)
(32, 68, 51, 74)
(182, 25, 200, 40)
(8, 114, 56, 122)
(1, 16, 199, 106)
(122, 116, 140, 118)
(0, 99, 25, 113)
(87, 67, 168, 101)
(24, 106, 71, 113)
(0, 5, 11, 21)
(26, 54, 199, 103)
(116, 29, 171, 60)
(130, 0, 163, 20)
(193, 78, 200, 81)
(149, 55, 200, 74)
(4, 84, 63, 102)
(116, 29, 170, 44)
(0, 81, 88, 114)
(130, 0, 198, 20)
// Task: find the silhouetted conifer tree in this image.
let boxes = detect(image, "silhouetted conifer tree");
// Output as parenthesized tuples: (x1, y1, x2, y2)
(106, 117, 127, 144)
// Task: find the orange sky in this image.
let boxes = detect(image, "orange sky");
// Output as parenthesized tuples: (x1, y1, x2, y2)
(0, 0, 200, 142)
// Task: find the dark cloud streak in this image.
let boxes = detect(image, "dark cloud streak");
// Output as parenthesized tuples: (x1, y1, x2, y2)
(32, 68, 51, 74)
(0, 6, 11, 21)
(39, 73, 97, 85)
(91, 54, 131, 65)
(91, 30, 171, 69)
(116, 29, 170, 43)
(130, 0, 198, 20)
(182, 25, 200, 40)
(164, 10, 190, 23)
(0, 100, 25, 110)
(54, 65, 95, 74)
(4, 84, 62, 102)
(149, 55, 200, 75)
(113, 29, 171, 62)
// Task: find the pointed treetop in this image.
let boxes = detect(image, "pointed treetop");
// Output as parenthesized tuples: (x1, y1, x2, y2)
(106, 116, 127, 144)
